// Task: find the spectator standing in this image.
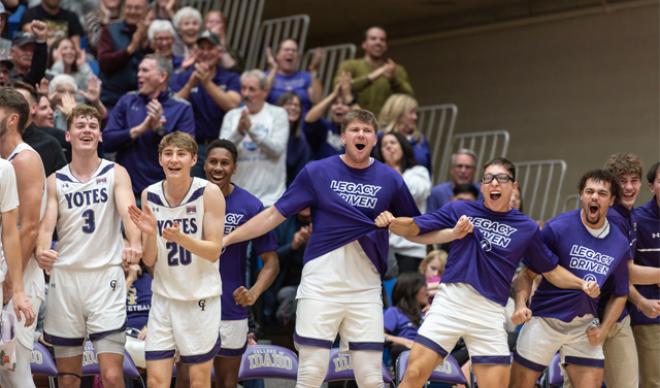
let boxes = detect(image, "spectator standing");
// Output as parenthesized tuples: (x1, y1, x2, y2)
(172, 31, 241, 176)
(277, 92, 310, 186)
(103, 55, 195, 197)
(379, 94, 431, 172)
(204, 9, 244, 73)
(10, 26, 48, 86)
(302, 72, 354, 160)
(83, 0, 122, 54)
(219, 69, 289, 207)
(97, 0, 150, 110)
(0, 4, 11, 58)
(148, 20, 182, 70)
(171, 7, 201, 58)
(48, 36, 94, 92)
(19, 0, 84, 49)
(265, 38, 322, 114)
(334, 26, 413, 115)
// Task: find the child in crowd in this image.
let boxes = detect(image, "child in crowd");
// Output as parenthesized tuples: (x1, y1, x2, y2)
(419, 250, 447, 301)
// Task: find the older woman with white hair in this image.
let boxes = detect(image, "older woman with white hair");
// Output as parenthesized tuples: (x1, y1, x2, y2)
(49, 73, 107, 131)
(148, 19, 183, 70)
(172, 6, 202, 58)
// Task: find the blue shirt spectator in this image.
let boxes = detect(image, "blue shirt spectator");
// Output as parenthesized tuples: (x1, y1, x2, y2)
(427, 149, 479, 212)
(103, 55, 195, 196)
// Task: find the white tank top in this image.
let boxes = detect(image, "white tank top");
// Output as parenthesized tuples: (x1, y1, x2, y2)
(146, 177, 221, 301)
(7, 143, 46, 300)
(54, 159, 123, 269)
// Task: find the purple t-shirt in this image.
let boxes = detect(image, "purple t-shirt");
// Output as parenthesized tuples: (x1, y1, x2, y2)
(274, 156, 420, 275)
(530, 210, 630, 322)
(384, 307, 419, 341)
(599, 204, 636, 321)
(630, 198, 660, 325)
(267, 71, 313, 113)
(413, 200, 558, 306)
(221, 185, 277, 320)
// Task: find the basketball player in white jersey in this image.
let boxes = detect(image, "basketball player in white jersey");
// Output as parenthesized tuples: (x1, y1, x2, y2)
(0, 87, 46, 387)
(128, 131, 225, 388)
(36, 105, 142, 388)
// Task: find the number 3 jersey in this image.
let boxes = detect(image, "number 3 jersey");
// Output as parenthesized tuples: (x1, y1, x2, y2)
(146, 177, 221, 301)
(54, 159, 123, 269)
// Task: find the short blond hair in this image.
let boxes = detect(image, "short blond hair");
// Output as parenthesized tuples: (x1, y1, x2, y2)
(419, 249, 448, 275)
(378, 94, 420, 140)
(158, 131, 198, 156)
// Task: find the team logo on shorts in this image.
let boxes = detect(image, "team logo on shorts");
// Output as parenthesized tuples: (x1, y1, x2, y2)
(110, 280, 117, 291)
(198, 299, 206, 311)
(582, 274, 597, 283)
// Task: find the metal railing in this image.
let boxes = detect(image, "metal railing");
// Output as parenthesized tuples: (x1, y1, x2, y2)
(443, 130, 510, 182)
(220, 0, 264, 61)
(417, 104, 458, 183)
(180, 0, 219, 17)
(561, 193, 580, 213)
(301, 43, 356, 97)
(246, 14, 310, 70)
(515, 159, 567, 221)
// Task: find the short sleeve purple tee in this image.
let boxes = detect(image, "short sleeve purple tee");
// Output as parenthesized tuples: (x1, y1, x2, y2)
(530, 210, 630, 322)
(384, 307, 419, 341)
(630, 199, 660, 325)
(413, 200, 558, 306)
(221, 185, 278, 320)
(274, 156, 420, 275)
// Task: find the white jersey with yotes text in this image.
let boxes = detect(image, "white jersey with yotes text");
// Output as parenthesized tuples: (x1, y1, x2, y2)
(54, 159, 123, 269)
(146, 177, 221, 301)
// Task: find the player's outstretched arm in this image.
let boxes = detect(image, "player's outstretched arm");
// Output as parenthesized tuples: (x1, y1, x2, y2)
(234, 250, 279, 307)
(542, 265, 600, 297)
(628, 261, 660, 285)
(114, 165, 142, 265)
(166, 183, 225, 262)
(129, 190, 158, 267)
(2, 207, 35, 326)
(586, 295, 626, 346)
(511, 268, 535, 325)
(35, 174, 59, 272)
(224, 206, 287, 247)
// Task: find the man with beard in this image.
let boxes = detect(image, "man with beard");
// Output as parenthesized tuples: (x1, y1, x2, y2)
(377, 157, 600, 388)
(9, 25, 48, 86)
(510, 170, 629, 388)
(334, 26, 413, 115)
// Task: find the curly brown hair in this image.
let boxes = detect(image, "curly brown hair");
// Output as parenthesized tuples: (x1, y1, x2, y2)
(604, 153, 642, 180)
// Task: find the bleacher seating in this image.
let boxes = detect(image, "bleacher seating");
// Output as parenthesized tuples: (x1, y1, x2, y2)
(514, 159, 567, 221)
(301, 43, 357, 97)
(417, 104, 458, 183)
(395, 350, 467, 385)
(246, 14, 310, 70)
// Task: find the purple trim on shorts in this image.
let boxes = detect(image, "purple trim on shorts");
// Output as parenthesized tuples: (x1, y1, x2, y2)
(145, 350, 176, 360)
(43, 332, 84, 347)
(414, 335, 448, 357)
(513, 351, 546, 372)
(217, 341, 247, 357)
(179, 337, 222, 364)
(293, 332, 333, 349)
(564, 356, 604, 368)
(89, 324, 126, 342)
(348, 342, 384, 351)
(471, 355, 512, 365)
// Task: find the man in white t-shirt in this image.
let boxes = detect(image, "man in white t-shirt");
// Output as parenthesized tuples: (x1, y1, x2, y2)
(219, 69, 289, 207)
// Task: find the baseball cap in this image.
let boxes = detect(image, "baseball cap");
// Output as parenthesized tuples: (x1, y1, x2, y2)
(12, 32, 36, 48)
(196, 31, 221, 47)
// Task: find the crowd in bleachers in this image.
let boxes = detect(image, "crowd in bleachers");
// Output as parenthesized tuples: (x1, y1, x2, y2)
(0, 0, 658, 387)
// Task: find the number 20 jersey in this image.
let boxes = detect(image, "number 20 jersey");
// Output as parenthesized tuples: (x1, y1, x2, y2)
(54, 159, 123, 269)
(146, 177, 221, 301)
